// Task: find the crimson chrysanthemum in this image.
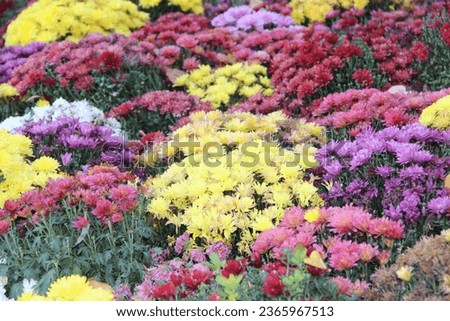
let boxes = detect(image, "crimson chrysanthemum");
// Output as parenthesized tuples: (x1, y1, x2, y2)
(440, 22, 450, 46)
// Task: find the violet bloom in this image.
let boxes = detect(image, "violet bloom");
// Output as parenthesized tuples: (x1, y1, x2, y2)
(0, 42, 46, 83)
(61, 152, 72, 166)
(212, 6, 294, 33)
(428, 196, 450, 216)
(349, 148, 372, 170)
(318, 123, 449, 223)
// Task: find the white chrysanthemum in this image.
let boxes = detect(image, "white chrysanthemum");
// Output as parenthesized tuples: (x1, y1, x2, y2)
(0, 98, 122, 135)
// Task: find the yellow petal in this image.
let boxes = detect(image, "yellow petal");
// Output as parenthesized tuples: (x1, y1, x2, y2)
(304, 251, 327, 270)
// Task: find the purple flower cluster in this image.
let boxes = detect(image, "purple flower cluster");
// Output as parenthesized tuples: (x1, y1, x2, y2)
(17, 117, 139, 173)
(0, 42, 45, 83)
(211, 5, 295, 33)
(317, 123, 450, 222)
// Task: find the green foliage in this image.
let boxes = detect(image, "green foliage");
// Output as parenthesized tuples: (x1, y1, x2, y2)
(119, 109, 177, 140)
(0, 97, 31, 122)
(0, 196, 158, 298)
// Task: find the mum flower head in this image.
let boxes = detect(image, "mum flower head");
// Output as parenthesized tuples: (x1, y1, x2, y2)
(396, 266, 413, 282)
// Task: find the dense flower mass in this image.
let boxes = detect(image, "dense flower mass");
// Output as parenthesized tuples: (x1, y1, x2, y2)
(174, 63, 274, 108)
(4, 0, 148, 46)
(289, 0, 369, 24)
(1, 0, 450, 304)
(212, 6, 295, 32)
(302, 87, 450, 136)
(106, 91, 210, 137)
(145, 111, 326, 252)
(253, 205, 404, 295)
(317, 123, 450, 222)
(0, 42, 45, 83)
(7, 33, 161, 96)
(0, 98, 121, 133)
(0, 130, 60, 207)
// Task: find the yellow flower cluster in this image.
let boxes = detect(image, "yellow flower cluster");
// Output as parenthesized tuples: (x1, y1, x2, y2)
(18, 275, 113, 301)
(0, 130, 61, 207)
(139, 0, 203, 14)
(4, 0, 148, 46)
(419, 94, 450, 130)
(174, 63, 274, 109)
(145, 111, 326, 253)
(0, 84, 19, 99)
(289, 0, 369, 24)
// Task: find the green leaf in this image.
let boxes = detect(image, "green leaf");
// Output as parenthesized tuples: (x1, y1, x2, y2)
(216, 274, 243, 288)
(74, 225, 90, 246)
(288, 246, 307, 267)
(207, 252, 224, 271)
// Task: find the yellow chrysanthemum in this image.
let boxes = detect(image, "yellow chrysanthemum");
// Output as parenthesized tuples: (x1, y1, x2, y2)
(396, 266, 413, 282)
(35, 99, 50, 107)
(144, 111, 326, 252)
(0, 131, 61, 207)
(419, 95, 450, 130)
(174, 63, 273, 109)
(45, 275, 113, 301)
(18, 292, 48, 301)
(304, 208, 320, 223)
(17, 275, 114, 301)
(32, 156, 60, 173)
(0, 83, 19, 98)
(289, 0, 370, 24)
(5, 0, 148, 46)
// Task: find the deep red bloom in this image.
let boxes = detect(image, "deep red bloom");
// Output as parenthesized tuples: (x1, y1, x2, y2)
(352, 68, 373, 88)
(221, 259, 246, 278)
(182, 268, 213, 290)
(152, 282, 177, 300)
(334, 43, 363, 59)
(249, 253, 264, 268)
(262, 271, 285, 297)
(440, 22, 450, 46)
(140, 131, 167, 146)
(169, 273, 183, 287)
(99, 51, 123, 71)
(410, 42, 429, 61)
(262, 261, 287, 275)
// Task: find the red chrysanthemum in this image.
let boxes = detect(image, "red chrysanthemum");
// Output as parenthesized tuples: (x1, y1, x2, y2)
(98, 51, 123, 71)
(152, 282, 177, 300)
(182, 268, 213, 290)
(352, 68, 373, 88)
(221, 259, 247, 278)
(410, 41, 429, 61)
(262, 271, 285, 297)
(440, 22, 450, 46)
